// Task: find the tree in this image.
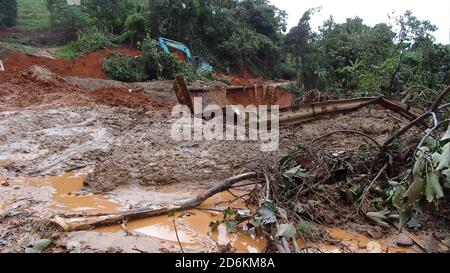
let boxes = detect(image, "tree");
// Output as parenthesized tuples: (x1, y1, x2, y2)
(82, 0, 134, 34)
(0, 0, 18, 27)
(143, 0, 286, 75)
(386, 10, 438, 95)
(284, 8, 320, 89)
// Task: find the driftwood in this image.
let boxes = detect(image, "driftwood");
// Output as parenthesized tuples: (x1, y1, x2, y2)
(52, 172, 258, 232)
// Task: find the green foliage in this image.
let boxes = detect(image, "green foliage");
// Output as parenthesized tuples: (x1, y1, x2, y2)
(76, 30, 114, 53)
(143, 0, 286, 75)
(396, 125, 450, 229)
(102, 52, 147, 82)
(53, 43, 79, 59)
(102, 36, 214, 83)
(283, 9, 449, 101)
(83, 0, 134, 34)
(47, 0, 88, 31)
(122, 12, 146, 46)
(55, 30, 115, 59)
(0, 0, 18, 27)
(16, 0, 50, 28)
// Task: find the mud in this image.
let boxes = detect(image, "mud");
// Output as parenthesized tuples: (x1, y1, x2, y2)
(0, 66, 165, 111)
(0, 48, 140, 81)
(0, 48, 442, 253)
(84, 107, 410, 192)
(0, 107, 137, 175)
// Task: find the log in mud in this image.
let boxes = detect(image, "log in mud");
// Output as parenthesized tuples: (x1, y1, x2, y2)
(52, 172, 258, 232)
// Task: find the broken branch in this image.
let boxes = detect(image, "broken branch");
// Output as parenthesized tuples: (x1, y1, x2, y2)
(52, 172, 257, 231)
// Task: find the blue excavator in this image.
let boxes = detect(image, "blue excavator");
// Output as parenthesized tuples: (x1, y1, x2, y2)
(158, 37, 213, 72)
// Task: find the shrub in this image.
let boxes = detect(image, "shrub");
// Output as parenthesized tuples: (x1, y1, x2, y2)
(103, 52, 147, 82)
(101, 35, 218, 83)
(76, 30, 114, 53)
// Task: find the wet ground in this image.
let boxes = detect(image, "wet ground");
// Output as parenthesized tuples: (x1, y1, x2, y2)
(0, 48, 447, 253)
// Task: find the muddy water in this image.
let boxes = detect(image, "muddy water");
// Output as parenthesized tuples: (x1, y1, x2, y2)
(96, 189, 267, 253)
(323, 228, 415, 253)
(30, 172, 267, 253)
(29, 172, 122, 213)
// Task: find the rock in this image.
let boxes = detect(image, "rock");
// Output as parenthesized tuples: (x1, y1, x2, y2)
(66, 241, 81, 253)
(366, 241, 382, 253)
(396, 233, 414, 247)
(1, 182, 9, 187)
(28, 239, 52, 253)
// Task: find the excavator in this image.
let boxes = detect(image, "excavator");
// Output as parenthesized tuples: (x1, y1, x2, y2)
(158, 37, 213, 72)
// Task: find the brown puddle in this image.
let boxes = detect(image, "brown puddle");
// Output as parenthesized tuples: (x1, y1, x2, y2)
(96, 189, 267, 253)
(29, 172, 267, 253)
(29, 172, 122, 214)
(320, 228, 416, 253)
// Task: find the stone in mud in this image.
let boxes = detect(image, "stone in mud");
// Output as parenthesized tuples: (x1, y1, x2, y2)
(396, 233, 414, 247)
(366, 241, 382, 253)
(66, 241, 81, 253)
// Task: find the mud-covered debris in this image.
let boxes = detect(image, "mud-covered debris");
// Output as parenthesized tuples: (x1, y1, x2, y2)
(26, 238, 52, 253)
(396, 233, 414, 247)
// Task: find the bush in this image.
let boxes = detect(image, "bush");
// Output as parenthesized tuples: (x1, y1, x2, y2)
(55, 30, 117, 59)
(103, 52, 147, 82)
(76, 30, 115, 53)
(101, 36, 217, 83)
(0, 0, 18, 27)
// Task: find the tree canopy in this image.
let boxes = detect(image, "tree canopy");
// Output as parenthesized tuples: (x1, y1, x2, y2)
(42, 0, 449, 101)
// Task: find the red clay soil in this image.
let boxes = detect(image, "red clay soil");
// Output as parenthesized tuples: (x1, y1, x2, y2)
(0, 47, 140, 81)
(0, 67, 165, 111)
(90, 87, 171, 109)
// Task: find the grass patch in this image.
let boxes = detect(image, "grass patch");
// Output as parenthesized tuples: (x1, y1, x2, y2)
(0, 42, 37, 56)
(54, 43, 79, 59)
(16, 0, 51, 29)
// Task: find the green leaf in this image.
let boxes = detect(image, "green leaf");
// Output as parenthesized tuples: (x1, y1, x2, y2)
(294, 203, 304, 214)
(366, 212, 389, 227)
(276, 223, 297, 239)
(29, 239, 52, 252)
(296, 220, 313, 235)
(404, 177, 425, 205)
(406, 217, 422, 229)
(251, 201, 277, 227)
(436, 143, 450, 171)
(399, 207, 413, 230)
(425, 171, 444, 202)
(283, 166, 308, 179)
(225, 221, 237, 233)
(443, 169, 450, 188)
(392, 186, 406, 209)
(209, 220, 220, 233)
(413, 149, 428, 177)
(439, 138, 450, 148)
(432, 152, 441, 167)
(224, 207, 235, 219)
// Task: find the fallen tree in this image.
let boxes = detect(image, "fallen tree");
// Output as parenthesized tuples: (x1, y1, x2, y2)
(52, 172, 258, 232)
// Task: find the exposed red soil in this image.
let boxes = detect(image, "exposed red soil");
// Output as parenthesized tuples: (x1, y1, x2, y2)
(0, 47, 141, 81)
(90, 87, 171, 109)
(0, 66, 166, 111)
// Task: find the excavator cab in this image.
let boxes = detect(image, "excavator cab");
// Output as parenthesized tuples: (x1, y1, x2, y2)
(158, 37, 213, 72)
